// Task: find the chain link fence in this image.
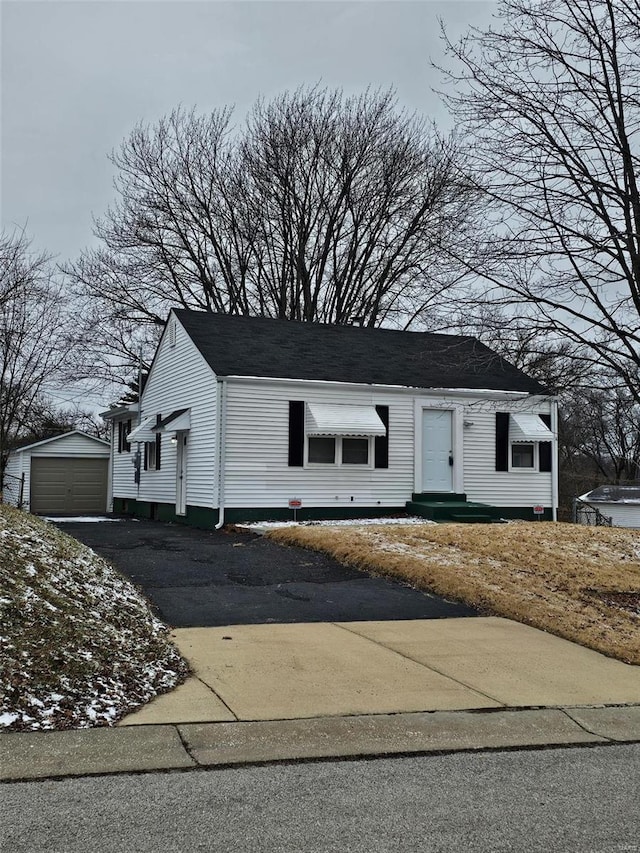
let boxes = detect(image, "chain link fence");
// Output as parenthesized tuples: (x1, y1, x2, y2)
(573, 497, 612, 527)
(1, 472, 25, 508)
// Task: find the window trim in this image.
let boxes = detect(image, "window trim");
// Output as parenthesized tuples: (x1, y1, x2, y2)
(144, 415, 162, 471)
(509, 441, 538, 472)
(305, 434, 374, 468)
(117, 419, 132, 454)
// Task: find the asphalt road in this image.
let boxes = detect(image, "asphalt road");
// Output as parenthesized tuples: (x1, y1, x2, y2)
(59, 519, 477, 627)
(3, 744, 639, 852)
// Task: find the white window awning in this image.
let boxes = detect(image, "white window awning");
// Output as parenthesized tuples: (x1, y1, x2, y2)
(127, 417, 157, 443)
(155, 408, 191, 432)
(305, 403, 386, 437)
(509, 413, 553, 442)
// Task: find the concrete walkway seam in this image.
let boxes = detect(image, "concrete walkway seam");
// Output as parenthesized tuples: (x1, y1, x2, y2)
(193, 675, 240, 722)
(330, 621, 508, 708)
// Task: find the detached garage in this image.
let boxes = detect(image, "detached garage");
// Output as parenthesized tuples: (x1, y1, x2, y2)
(3, 431, 110, 515)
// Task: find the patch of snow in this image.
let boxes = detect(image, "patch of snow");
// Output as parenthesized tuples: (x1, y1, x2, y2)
(239, 516, 434, 533)
(44, 516, 124, 523)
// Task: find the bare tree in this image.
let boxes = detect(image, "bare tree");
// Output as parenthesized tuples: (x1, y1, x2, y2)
(439, 0, 640, 399)
(238, 87, 475, 326)
(0, 231, 73, 479)
(0, 229, 52, 311)
(19, 404, 109, 444)
(563, 384, 640, 484)
(66, 87, 478, 385)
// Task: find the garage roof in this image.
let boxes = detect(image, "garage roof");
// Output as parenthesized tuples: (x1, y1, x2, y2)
(8, 430, 110, 454)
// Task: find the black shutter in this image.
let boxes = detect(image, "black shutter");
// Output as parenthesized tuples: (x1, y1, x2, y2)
(155, 414, 162, 469)
(288, 401, 304, 466)
(539, 414, 552, 472)
(117, 421, 123, 453)
(143, 442, 148, 470)
(495, 412, 510, 471)
(374, 405, 389, 469)
(125, 419, 131, 453)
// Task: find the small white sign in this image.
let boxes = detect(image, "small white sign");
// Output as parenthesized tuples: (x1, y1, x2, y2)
(533, 505, 545, 515)
(288, 498, 303, 509)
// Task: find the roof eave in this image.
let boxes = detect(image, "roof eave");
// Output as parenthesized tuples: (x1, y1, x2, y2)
(218, 375, 551, 397)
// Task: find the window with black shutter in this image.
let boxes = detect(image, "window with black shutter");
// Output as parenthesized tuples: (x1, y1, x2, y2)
(374, 405, 389, 468)
(288, 401, 305, 466)
(538, 414, 552, 472)
(495, 412, 510, 471)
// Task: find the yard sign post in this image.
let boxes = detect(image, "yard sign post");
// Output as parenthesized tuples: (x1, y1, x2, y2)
(533, 504, 544, 521)
(289, 497, 302, 522)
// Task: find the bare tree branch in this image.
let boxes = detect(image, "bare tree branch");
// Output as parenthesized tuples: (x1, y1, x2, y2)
(65, 88, 479, 385)
(437, 0, 640, 399)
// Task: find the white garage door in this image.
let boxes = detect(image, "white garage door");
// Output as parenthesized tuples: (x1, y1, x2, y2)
(30, 457, 108, 515)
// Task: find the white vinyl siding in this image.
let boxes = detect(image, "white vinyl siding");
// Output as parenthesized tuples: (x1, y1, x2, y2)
(462, 405, 553, 507)
(222, 385, 553, 511)
(111, 417, 138, 501)
(130, 316, 218, 510)
(582, 503, 640, 529)
(223, 381, 413, 508)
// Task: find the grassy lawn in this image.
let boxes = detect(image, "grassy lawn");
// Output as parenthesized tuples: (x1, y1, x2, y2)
(0, 505, 188, 730)
(268, 521, 640, 665)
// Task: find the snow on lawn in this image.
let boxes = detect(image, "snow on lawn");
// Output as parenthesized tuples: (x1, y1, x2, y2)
(0, 505, 188, 731)
(238, 516, 433, 533)
(268, 521, 640, 665)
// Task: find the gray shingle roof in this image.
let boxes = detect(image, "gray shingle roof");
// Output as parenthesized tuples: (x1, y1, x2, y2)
(172, 309, 548, 394)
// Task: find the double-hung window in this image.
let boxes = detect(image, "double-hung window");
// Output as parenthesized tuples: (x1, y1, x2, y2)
(307, 435, 372, 466)
(304, 403, 386, 468)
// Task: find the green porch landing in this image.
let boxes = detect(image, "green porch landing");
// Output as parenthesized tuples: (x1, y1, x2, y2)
(406, 492, 503, 523)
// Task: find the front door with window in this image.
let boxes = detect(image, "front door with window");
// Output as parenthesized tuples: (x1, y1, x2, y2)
(422, 409, 453, 492)
(176, 433, 187, 516)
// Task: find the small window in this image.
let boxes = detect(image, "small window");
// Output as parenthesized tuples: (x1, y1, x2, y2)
(342, 438, 369, 465)
(512, 443, 535, 469)
(145, 440, 158, 470)
(308, 437, 336, 464)
(145, 417, 162, 471)
(117, 419, 132, 454)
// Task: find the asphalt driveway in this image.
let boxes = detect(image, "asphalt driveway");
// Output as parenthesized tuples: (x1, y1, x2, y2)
(58, 519, 477, 627)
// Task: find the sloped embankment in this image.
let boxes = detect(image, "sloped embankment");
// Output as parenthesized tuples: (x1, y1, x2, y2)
(0, 505, 189, 730)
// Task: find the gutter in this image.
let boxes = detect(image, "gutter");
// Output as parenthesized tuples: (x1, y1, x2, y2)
(215, 378, 228, 530)
(220, 375, 538, 400)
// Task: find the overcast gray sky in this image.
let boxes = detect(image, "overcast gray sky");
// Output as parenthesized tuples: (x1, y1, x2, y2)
(2, 0, 496, 263)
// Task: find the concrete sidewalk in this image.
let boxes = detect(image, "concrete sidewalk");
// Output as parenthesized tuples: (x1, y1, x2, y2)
(3, 617, 640, 781)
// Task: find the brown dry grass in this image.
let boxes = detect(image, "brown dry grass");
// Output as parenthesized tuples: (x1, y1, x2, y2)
(268, 521, 640, 665)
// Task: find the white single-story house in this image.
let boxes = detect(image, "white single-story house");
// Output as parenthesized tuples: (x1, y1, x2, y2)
(2, 431, 111, 515)
(102, 309, 559, 526)
(577, 485, 640, 529)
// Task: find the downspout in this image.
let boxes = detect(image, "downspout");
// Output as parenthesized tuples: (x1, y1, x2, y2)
(135, 346, 143, 496)
(215, 378, 228, 529)
(551, 398, 559, 522)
